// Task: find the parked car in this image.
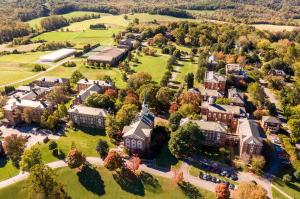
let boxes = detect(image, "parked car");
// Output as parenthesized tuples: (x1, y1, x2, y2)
(211, 176, 217, 183)
(230, 175, 238, 181)
(229, 184, 235, 190)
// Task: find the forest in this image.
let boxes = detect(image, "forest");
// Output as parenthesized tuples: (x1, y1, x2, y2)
(1, 0, 300, 44)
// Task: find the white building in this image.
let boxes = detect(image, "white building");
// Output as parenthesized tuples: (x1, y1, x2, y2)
(40, 48, 76, 62)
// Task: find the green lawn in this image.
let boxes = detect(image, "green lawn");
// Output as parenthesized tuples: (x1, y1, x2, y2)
(0, 52, 50, 85)
(272, 187, 290, 199)
(66, 15, 128, 31)
(132, 54, 169, 83)
(272, 176, 300, 199)
(37, 127, 114, 163)
(27, 11, 110, 29)
(0, 166, 215, 199)
(175, 58, 198, 84)
(126, 13, 198, 24)
(0, 159, 19, 181)
(31, 28, 121, 48)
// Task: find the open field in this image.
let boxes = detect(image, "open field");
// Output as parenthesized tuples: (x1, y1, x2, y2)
(31, 28, 121, 48)
(0, 160, 19, 182)
(126, 13, 199, 24)
(0, 52, 49, 85)
(132, 54, 169, 83)
(66, 15, 128, 30)
(27, 11, 109, 29)
(0, 166, 215, 199)
(0, 43, 42, 52)
(252, 24, 297, 32)
(188, 10, 216, 16)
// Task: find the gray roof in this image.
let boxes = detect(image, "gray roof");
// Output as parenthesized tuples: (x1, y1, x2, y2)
(3, 98, 47, 111)
(35, 77, 68, 84)
(87, 47, 127, 62)
(77, 79, 113, 87)
(238, 119, 263, 146)
(180, 118, 228, 133)
(228, 88, 245, 105)
(262, 116, 281, 124)
(199, 88, 224, 97)
(202, 102, 246, 115)
(123, 104, 154, 140)
(78, 84, 102, 102)
(204, 71, 226, 83)
(68, 105, 107, 117)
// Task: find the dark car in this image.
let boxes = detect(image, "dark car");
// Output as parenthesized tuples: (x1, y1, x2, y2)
(230, 175, 238, 181)
(229, 184, 235, 190)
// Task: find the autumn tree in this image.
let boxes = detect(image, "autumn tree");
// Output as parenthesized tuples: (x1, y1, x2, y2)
(215, 183, 230, 199)
(251, 155, 266, 173)
(169, 122, 204, 158)
(22, 107, 34, 124)
(20, 147, 42, 172)
(233, 182, 267, 199)
(66, 148, 86, 170)
(96, 139, 109, 160)
(130, 156, 141, 173)
(115, 104, 138, 127)
(27, 164, 68, 199)
(103, 151, 123, 171)
(3, 134, 27, 167)
(47, 85, 69, 105)
(127, 72, 152, 90)
(247, 82, 266, 108)
(179, 92, 201, 112)
(70, 70, 85, 84)
(172, 169, 184, 185)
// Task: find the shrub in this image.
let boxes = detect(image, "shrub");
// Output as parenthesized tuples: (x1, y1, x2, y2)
(293, 170, 300, 181)
(283, 174, 292, 184)
(48, 140, 58, 150)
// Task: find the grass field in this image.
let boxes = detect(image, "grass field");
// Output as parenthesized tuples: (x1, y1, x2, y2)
(272, 176, 300, 199)
(0, 51, 50, 85)
(175, 58, 198, 84)
(31, 28, 121, 48)
(132, 54, 169, 83)
(188, 10, 216, 16)
(0, 166, 215, 199)
(0, 160, 19, 182)
(252, 24, 297, 32)
(37, 127, 114, 163)
(27, 11, 109, 29)
(272, 187, 290, 199)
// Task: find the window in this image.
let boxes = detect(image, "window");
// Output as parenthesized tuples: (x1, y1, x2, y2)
(249, 144, 255, 154)
(137, 140, 142, 149)
(131, 140, 136, 149)
(125, 139, 130, 147)
(208, 113, 211, 117)
(217, 133, 220, 140)
(98, 118, 102, 126)
(218, 114, 221, 118)
(73, 115, 78, 122)
(223, 114, 227, 119)
(213, 113, 216, 118)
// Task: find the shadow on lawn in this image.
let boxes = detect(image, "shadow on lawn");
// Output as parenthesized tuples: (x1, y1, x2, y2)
(113, 167, 145, 196)
(179, 181, 202, 199)
(77, 166, 105, 196)
(77, 127, 106, 137)
(0, 157, 8, 168)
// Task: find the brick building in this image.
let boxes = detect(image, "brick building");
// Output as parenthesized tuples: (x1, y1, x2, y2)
(204, 71, 227, 92)
(238, 119, 263, 161)
(262, 116, 281, 133)
(201, 99, 246, 131)
(68, 105, 107, 129)
(33, 77, 69, 88)
(122, 101, 154, 154)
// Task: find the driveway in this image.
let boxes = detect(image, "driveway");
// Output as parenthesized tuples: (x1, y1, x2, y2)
(0, 125, 60, 148)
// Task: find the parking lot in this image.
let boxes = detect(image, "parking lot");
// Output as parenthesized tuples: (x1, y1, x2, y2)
(0, 125, 60, 148)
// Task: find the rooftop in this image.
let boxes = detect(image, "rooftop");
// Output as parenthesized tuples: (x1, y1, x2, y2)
(262, 116, 281, 124)
(3, 98, 47, 111)
(180, 118, 228, 133)
(204, 71, 226, 83)
(238, 119, 263, 146)
(68, 105, 107, 117)
(202, 101, 246, 115)
(87, 47, 127, 62)
(199, 88, 224, 97)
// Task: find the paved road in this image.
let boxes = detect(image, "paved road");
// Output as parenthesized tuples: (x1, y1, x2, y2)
(0, 57, 74, 88)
